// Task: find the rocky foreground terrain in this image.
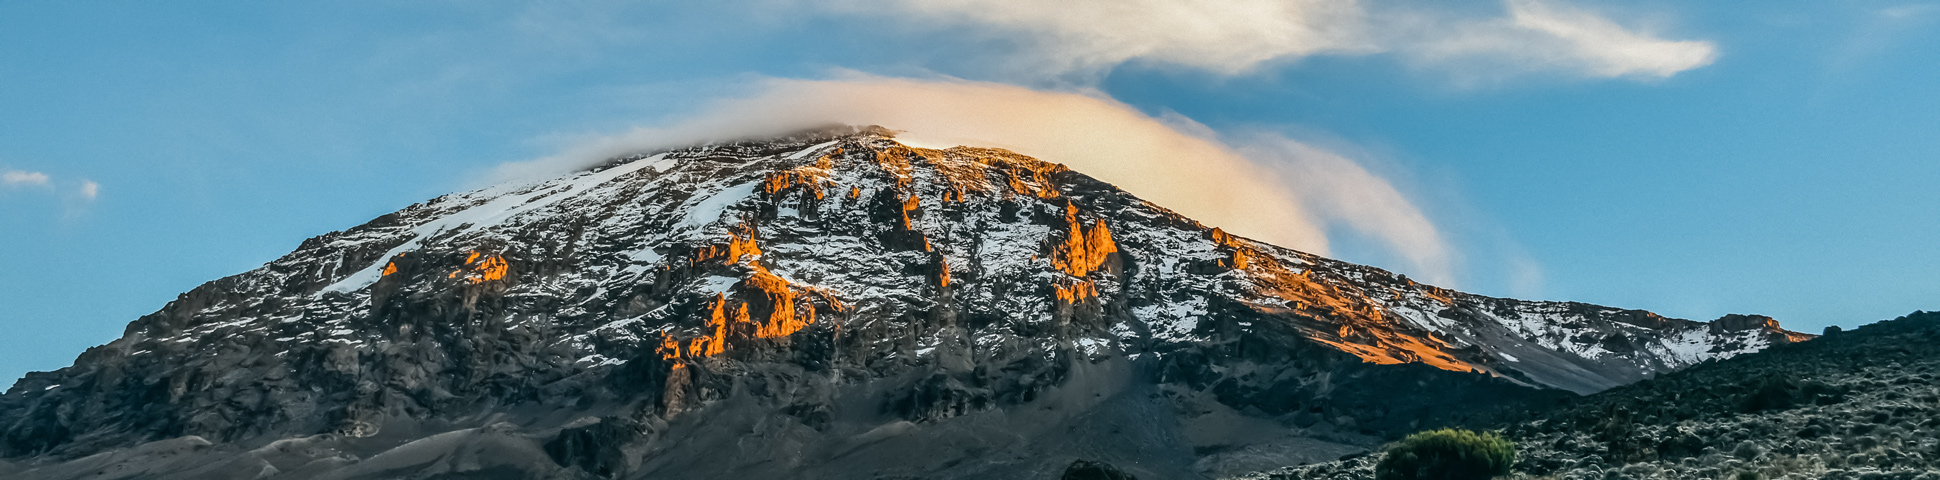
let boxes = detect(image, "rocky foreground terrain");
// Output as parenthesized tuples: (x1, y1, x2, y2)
(0, 127, 1807, 479)
(1242, 311, 1940, 480)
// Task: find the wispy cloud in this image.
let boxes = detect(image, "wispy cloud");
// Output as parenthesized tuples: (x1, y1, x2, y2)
(806, 0, 1715, 83)
(1825, 3, 1940, 77)
(489, 75, 1458, 282)
(3, 170, 51, 188)
(1880, 3, 1940, 20)
(1401, 0, 1717, 81)
(2, 169, 100, 211)
(1233, 134, 1454, 283)
(812, 0, 1372, 78)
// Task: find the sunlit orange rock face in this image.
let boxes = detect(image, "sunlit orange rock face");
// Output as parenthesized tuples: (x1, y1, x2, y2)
(762, 152, 838, 201)
(1053, 280, 1098, 303)
(656, 295, 737, 365)
(868, 144, 1063, 200)
(697, 294, 738, 357)
(655, 231, 838, 371)
(1048, 203, 1118, 305)
(1209, 227, 1249, 269)
(379, 253, 408, 277)
(763, 170, 826, 199)
(1210, 230, 1480, 374)
(872, 145, 917, 187)
(659, 333, 683, 362)
(659, 289, 826, 367)
(1050, 203, 1116, 277)
(447, 251, 509, 284)
(745, 265, 812, 339)
(693, 230, 763, 266)
(961, 148, 1063, 199)
(899, 194, 922, 231)
(930, 146, 1065, 200)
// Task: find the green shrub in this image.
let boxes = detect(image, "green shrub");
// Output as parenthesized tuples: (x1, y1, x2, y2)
(1373, 428, 1516, 480)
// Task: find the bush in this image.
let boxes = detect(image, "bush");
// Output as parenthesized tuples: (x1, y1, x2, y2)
(1374, 428, 1516, 480)
(1061, 460, 1136, 480)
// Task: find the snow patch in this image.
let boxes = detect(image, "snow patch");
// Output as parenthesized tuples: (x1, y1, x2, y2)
(629, 246, 663, 264)
(697, 275, 740, 295)
(322, 154, 665, 294)
(648, 154, 679, 172)
(786, 140, 839, 160)
(675, 180, 762, 234)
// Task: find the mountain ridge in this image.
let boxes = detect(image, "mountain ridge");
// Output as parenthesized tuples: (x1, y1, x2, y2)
(1, 126, 1806, 479)
(1244, 311, 1938, 480)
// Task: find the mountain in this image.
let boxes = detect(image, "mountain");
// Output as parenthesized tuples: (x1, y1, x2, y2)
(1245, 311, 1939, 480)
(0, 126, 1806, 479)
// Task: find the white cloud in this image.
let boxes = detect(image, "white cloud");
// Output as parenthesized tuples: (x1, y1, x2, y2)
(806, 0, 1715, 82)
(2, 170, 98, 215)
(1404, 0, 1718, 80)
(1, 170, 100, 204)
(3, 170, 51, 187)
(490, 75, 1457, 282)
(816, 0, 1372, 77)
(1234, 134, 1454, 283)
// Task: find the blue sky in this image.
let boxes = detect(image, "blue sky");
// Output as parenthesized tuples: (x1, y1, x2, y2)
(2, 1, 1937, 383)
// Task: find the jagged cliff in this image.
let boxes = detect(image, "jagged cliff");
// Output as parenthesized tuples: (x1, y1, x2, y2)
(0, 126, 1806, 479)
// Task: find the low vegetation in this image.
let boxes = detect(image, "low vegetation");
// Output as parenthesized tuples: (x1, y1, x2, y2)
(1373, 428, 1515, 480)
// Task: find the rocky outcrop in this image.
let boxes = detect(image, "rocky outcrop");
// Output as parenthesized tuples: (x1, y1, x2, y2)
(545, 416, 644, 478)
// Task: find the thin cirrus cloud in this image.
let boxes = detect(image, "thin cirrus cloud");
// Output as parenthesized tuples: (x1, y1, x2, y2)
(488, 76, 1460, 284)
(808, 0, 1716, 82)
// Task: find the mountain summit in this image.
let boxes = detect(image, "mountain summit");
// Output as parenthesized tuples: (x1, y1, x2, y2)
(0, 126, 1805, 479)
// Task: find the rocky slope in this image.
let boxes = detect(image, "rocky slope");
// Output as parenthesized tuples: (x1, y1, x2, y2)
(0, 126, 1805, 479)
(1239, 311, 1940, 480)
